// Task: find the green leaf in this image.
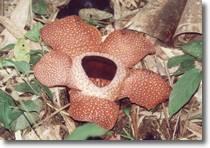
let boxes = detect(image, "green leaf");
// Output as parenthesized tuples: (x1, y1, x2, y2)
(10, 112, 39, 131)
(0, 44, 15, 51)
(0, 101, 13, 128)
(173, 59, 195, 76)
(181, 40, 203, 60)
(29, 50, 43, 65)
(30, 50, 43, 55)
(15, 81, 39, 95)
(32, 0, 48, 15)
(19, 99, 43, 112)
(0, 59, 14, 67)
(0, 59, 30, 74)
(0, 104, 22, 129)
(0, 90, 41, 131)
(123, 108, 131, 118)
(0, 89, 15, 105)
(25, 23, 43, 42)
(15, 79, 53, 99)
(14, 61, 31, 74)
(65, 123, 108, 140)
(14, 38, 30, 62)
(167, 55, 195, 68)
(0, 59, 14, 69)
(34, 79, 53, 99)
(169, 68, 202, 117)
(0, 90, 22, 128)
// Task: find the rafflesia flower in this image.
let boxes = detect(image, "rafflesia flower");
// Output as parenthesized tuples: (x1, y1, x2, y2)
(34, 16, 171, 129)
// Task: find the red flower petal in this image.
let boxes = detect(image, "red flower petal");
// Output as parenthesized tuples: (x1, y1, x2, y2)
(33, 51, 72, 87)
(41, 16, 101, 57)
(101, 30, 155, 67)
(120, 69, 171, 109)
(69, 91, 119, 129)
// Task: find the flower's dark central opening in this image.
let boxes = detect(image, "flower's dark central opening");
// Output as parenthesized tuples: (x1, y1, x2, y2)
(82, 56, 117, 87)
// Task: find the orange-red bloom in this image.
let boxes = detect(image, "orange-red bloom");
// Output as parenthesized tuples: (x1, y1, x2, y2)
(34, 16, 171, 129)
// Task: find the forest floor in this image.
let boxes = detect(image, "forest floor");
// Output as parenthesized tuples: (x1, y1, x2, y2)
(0, 0, 202, 140)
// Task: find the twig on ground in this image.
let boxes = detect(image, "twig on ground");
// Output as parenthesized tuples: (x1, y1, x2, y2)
(33, 103, 70, 128)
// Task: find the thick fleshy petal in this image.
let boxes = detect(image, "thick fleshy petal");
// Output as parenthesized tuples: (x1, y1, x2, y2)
(120, 69, 171, 109)
(41, 16, 101, 57)
(101, 30, 155, 67)
(69, 91, 119, 129)
(33, 51, 72, 87)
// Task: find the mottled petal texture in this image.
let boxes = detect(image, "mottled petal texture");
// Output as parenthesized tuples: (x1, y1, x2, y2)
(41, 16, 102, 57)
(101, 30, 155, 67)
(69, 91, 119, 129)
(120, 69, 171, 109)
(33, 51, 72, 87)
